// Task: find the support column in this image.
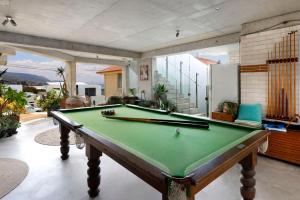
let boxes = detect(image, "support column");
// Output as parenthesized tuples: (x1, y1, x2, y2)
(65, 61, 76, 96)
(122, 64, 129, 96)
(179, 61, 183, 95)
(166, 56, 169, 81)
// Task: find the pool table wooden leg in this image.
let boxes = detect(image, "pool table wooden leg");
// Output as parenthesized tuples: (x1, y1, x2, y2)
(59, 124, 70, 160)
(240, 151, 257, 200)
(86, 143, 102, 198)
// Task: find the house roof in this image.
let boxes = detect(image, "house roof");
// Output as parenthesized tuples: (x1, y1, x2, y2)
(195, 57, 218, 65)
(96, 66, 122, 74)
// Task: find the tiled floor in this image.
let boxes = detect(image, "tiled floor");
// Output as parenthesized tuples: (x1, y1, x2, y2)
(0, 118, 299, 200)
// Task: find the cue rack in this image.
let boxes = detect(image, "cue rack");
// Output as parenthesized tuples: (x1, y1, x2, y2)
(266, 31, 299, 122)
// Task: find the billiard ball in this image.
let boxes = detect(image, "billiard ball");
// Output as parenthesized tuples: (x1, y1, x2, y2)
(101, 109, 116, 116)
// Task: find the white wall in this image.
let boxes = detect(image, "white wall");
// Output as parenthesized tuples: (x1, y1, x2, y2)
(128, 60, 138, 90)
(46, 83, 106, 105)
(240, 25, 300, 115)
(77, 84, 105, 105)
(209, 64, 239, 115)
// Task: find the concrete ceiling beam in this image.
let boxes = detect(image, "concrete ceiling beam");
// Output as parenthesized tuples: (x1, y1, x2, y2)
(241, 10, 300, 36)
(12, 46, 75, 61)
(142, 32, 241, 58)
(74, 56, 127, 66)
(0, 46, 16, 56)
(0, 31, 141, 59)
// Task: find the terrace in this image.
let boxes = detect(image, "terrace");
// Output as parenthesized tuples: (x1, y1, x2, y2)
(0, 0, 300, 200)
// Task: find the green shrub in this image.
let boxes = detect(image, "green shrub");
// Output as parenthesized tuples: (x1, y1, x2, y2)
(153, 84, 168, 109)
(128, 88, 137, 96)
(107, 96, 123, 104)
(138, 100, 154, 108)
(36, 89, 60, 112)
(0, 115, 20, 138)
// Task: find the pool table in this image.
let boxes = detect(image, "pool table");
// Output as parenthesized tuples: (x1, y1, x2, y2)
(51, 104, 268, 200)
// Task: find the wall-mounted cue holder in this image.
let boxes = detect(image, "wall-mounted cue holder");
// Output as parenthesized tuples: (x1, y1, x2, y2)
(266, 30, 298, 122)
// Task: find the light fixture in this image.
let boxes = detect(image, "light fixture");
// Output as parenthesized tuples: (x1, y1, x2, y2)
(215, 7, 220, 11)
(2, 15, 17, 26)
(176, 29, 180, 38)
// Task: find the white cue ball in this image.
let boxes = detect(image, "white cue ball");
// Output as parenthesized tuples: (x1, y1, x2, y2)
(176, 128, 181, 134)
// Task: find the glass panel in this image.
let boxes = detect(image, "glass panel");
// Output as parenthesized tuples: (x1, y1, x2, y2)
(153, 53, 209, 115)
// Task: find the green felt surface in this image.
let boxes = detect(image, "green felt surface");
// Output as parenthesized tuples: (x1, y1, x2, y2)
(61, 105, 259, 177)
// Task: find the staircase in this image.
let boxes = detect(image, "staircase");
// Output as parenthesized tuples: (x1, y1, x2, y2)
(155, 71, 199, 114)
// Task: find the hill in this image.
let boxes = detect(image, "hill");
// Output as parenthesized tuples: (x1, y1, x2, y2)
(2, 72, 50, 85)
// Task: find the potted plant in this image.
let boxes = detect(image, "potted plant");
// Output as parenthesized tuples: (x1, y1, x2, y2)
(56, 66, 69, 108)
(218, 101, 238, 117)
(107, 96, 123, 105)
(123, 88, 138, 104)
(160, 100, 177, 112)
(0, 84, 26, 138)
(153, 84, 168, 109)
(36, 89, 60, 116)
(0, 115, 20, 137)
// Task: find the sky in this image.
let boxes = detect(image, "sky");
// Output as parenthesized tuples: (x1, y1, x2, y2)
(5, 51, 105, 85)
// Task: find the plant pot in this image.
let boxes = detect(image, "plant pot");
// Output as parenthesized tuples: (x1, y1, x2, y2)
(0, 128, 17, 138)
(123, 96, 138, 105)
(6, 128, 17, 137)
(65, 96, 85, 109)
(47, 110, 51, 117)
(60, 98, 67, 109)
(0, 130, 7, 138)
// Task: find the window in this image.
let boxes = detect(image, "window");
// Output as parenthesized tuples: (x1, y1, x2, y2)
(85, 88, 96, 96)
(117, 73, 122, 88)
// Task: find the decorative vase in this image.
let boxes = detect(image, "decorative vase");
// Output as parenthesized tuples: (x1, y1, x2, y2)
(60, 98, 67, 109)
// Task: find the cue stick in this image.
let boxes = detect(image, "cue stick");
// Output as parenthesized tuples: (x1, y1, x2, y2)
(277, 43, 280, 118)
(293, 31, 297, 119)
(285, 35, 290, 119)
(274, 43, 278, 117)
(271, 52, 276, 117)
(267, 52, 270, 117)
(280, 41, 283, 118)
(103, 116, 209, 128)
(279, 41, 282, 117)
(288, 32, 292, 119)
(270, 51, 274, 117)
(282, 37, 285, 118)
(288, 34, 292, 119)
(104, 116, 209, 124)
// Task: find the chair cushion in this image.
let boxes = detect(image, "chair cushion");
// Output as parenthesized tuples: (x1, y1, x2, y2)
(236, 104, 262, 122)
(234, 119, 262, 128)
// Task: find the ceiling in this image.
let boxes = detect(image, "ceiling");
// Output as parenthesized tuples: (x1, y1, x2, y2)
(0, 0, 300, 53)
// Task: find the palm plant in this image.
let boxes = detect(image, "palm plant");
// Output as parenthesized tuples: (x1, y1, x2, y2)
(56, 67, 69, 98)
(128, 88, 137, 96)
(153, 84, 168, 109)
